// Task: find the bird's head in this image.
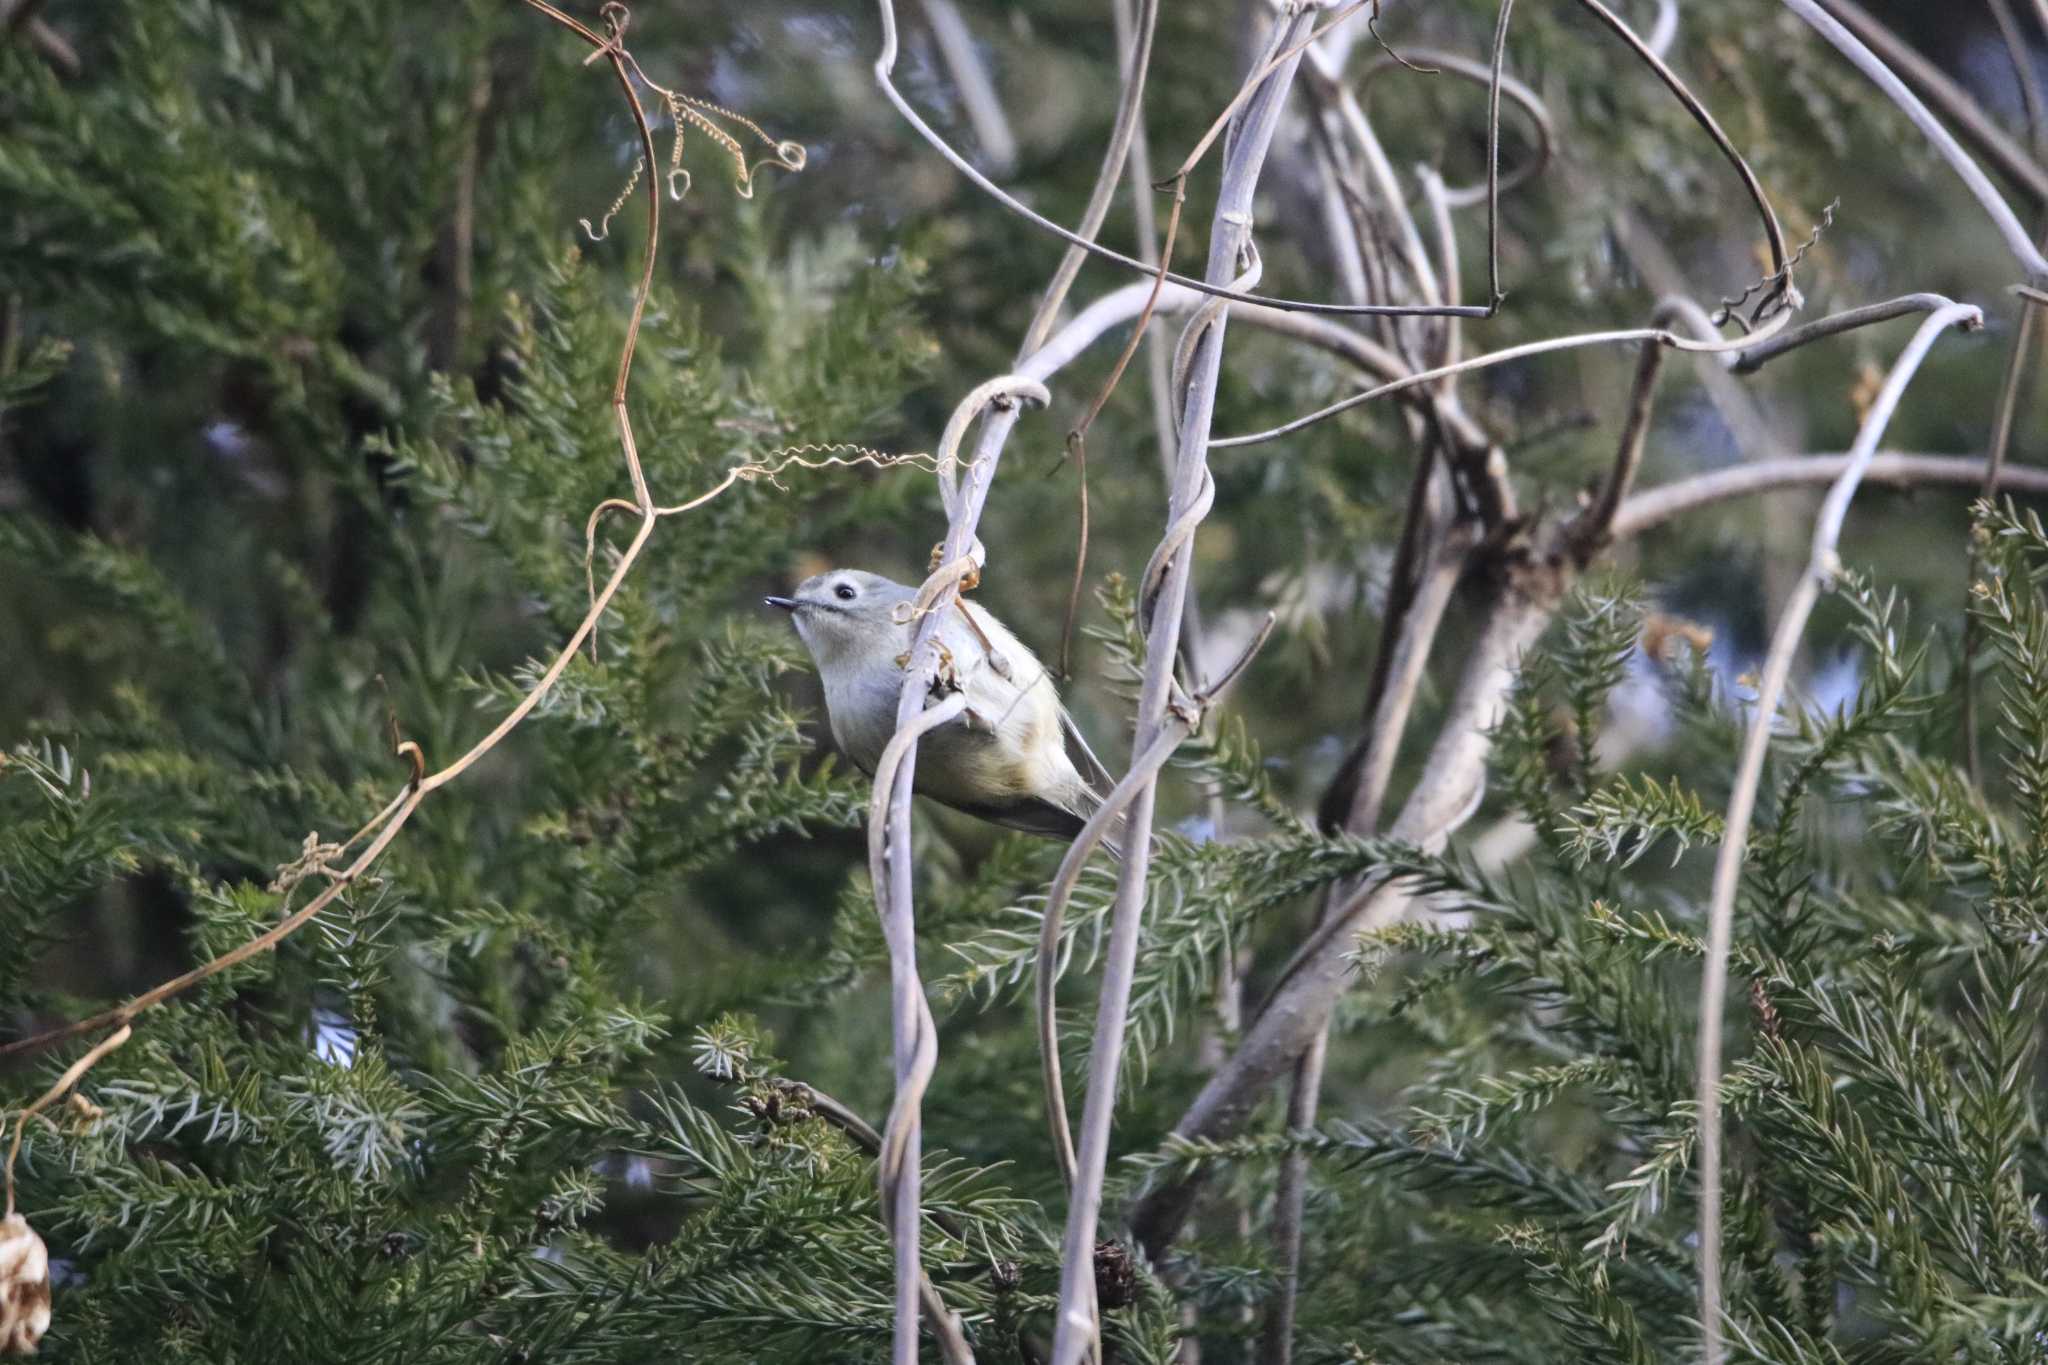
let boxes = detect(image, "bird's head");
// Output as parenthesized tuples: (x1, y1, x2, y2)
(764, 568, 915, 666)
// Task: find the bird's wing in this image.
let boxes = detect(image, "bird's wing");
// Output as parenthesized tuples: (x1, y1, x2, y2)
(951, 794, 1089, 839)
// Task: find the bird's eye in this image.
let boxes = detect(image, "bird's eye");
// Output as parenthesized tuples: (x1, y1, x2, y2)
(834, 583, 857, 601)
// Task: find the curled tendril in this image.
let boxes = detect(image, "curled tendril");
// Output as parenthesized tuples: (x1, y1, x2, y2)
(655, 89, 806, 200)
(732, 443, 950, 492)
(1716, 198, 1838, 329)
(580, 156, 645, 242)
(582, 21, 804, 211)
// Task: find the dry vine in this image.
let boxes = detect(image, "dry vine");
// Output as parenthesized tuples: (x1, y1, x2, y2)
(0, 0, 811, 1265)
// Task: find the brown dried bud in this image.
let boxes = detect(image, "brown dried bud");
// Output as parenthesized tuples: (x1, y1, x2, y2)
(1641, 612, 1714, 665)
(0, 1214, 52, 1355)
(1749, 977, 1783, 1044)
(1092, 1239, 1138, 1311)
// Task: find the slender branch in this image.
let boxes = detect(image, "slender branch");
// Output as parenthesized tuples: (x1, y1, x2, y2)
(919, 0, 1018, 175)
(1355, 47, 1554, 209)
(1050, 14, 1312, 1362)
(1575, 338, 1667, 546)
(2, 0, 51, 36)
(1019, 0, 1159, 356)
(870, 0, 1486, 319)
(1213, 308, 1794, 449)
(1784, 0, 2048, 278)
(1300, 45, 1444, 316)
(1132, 579, 1562, 1258)
(1803, 0, 2048, 208)
(1035, 719, 1197, 1190)
(1226, 285, 1983, 450)
(1990, 0, 2048, 155)
(1693, 302, 1981, 1365)
(1608, 208, 1784, 461)
(1608, 451, 2048, 538)
(1572, 0, 1788, 299)
(6, 1026, 130, 1218)
(1484, 0, 1517, 311)
(1731, 292, 1958, 373)
(1268, 499, 1468, 1365)
(1643, 0, 1678, 56)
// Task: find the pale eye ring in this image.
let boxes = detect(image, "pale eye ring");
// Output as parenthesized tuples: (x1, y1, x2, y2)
(834, 583, 857, 601)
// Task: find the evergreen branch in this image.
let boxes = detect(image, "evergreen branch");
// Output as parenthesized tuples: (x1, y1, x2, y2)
(1560, 774, 1723, 870)
(1695, 302, 1982, 1363)
(1408, 1058, 1632, 1153)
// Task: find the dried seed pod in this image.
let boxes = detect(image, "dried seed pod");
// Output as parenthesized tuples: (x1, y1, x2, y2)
(1092, 1239, 1138, 1311)
(0, 1214, 52, 1355)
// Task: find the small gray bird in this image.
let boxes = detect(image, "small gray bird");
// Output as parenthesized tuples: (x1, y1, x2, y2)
(766, 569, 1103, 838)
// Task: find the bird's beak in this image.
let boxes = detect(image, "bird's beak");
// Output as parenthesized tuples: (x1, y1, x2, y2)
(763, 595, 798, 612)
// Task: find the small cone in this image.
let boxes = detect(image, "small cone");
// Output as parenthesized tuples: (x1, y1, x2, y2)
(0, 1214, 51, 1355)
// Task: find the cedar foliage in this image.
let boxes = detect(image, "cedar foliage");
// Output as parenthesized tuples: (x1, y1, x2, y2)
(4, 1, 2047, 1363)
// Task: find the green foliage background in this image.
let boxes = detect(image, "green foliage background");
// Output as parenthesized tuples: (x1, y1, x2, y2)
(3, 1, 2047, 1361)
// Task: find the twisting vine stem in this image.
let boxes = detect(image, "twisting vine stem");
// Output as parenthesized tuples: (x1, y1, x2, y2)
(0, 1, 806, 1236)
(1694, 302, 1981, 1365)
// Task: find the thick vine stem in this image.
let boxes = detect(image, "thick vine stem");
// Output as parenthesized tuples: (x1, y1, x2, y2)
(1047, 9, 1312, 1363)
(1034, 721, 1197, 1191)
(873, 371, 1046, 1365)
(1693, 300, 1983, 1365)
(865, 692, 973, 1365)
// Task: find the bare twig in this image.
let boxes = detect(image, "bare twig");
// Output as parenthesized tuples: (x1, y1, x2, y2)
(5, 1026, 129, 1219)
(1608, 209, 1784, 461)
(1731, 292, 1959, 373)
(1643, 0, 1679, 56)
(1693, 302, 1981, 1365)
(1213, 308, 1794, 449)
(431, 57, 495, 373)
(1019, 0, 1159, 356)
(1133, 577, 1562, 1258)
(1784, 0, 2048, 278)
(1300, 45, 1444, 318)
(1483, 0, 1517, 311)
(1608, 450, 2048, 537)
(1803, 0, 2048, 208)
(1049, 13, 1313, 1362)
(1990, 0, 2048, 155)
(1035, 719, 1198, 1190)
(869, 0, 1486, 319)
(1575, 339, 1667, 547)
(18, 15, 75, 74)
(1572, 0, 1789, 311)
(1354, 48, 1554, 210)
(919, 0, 1018, 175)
(1268, 485, 1469, 1365)
(1480, 0, 1789, 317)
(2, 0, 50, 36)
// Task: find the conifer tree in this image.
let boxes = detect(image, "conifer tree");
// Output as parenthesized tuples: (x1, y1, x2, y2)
(6, 2, 2048, 1363)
